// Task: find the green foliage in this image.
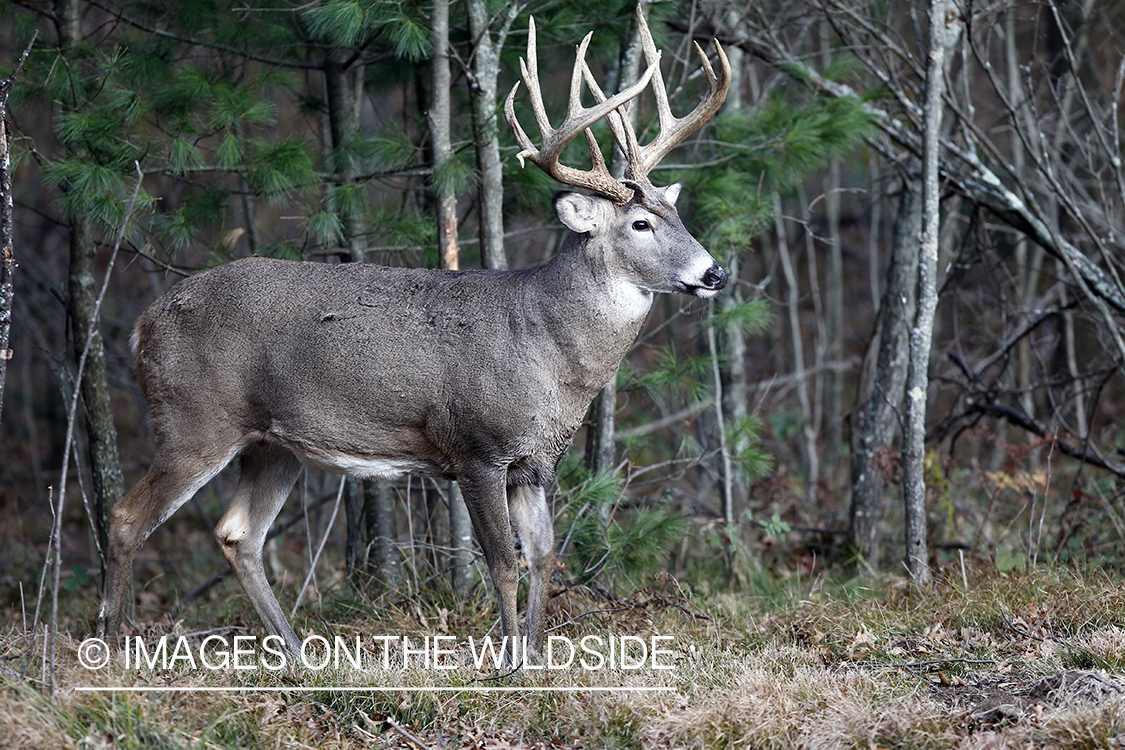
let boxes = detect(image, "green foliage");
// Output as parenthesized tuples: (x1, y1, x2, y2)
(365, 204, 436, 263)
(324, 182, 367, 222)
(691, 93, 873, 250)
(504, 157, 557, 214)
(156, 188, 230, 249)
(633, 345, 711, 406)
(430, 148, 477, 196)
(62, 564, 91, 592)
(556, 460, 688, 587)
(708, 297, 775, 336)
(303, 0, 369, 47)
(301, 0, 431, 60)
(306, 209, 344, 246)
(9, 2, 332, 248)
(168, 138, 205, 176)
(255, 240, 305, 261)
(244, 137, 318, 197)
(215, 133, 245, 171)
(366, 121, 420, 172)
(728, 413, 775, 485)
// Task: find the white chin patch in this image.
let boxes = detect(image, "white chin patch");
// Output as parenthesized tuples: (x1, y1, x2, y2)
(693, 287, 720, 299)
(679, 255, 718, 290)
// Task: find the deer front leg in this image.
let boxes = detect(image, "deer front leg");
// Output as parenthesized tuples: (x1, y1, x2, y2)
(458, 469, 522, 668)
(508, 484, 554, 662)
(215, 442, 303, 652)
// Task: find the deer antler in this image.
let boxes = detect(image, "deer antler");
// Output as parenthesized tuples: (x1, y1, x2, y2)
(504, 16, 659, 204)
(583, 5, 731, 184)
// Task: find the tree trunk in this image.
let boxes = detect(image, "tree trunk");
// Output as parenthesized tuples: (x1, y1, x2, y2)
(325, 48, 364, 262)
(466, 0, 517, 271)
(821, 21, 845, 469)
(775, 193, 819, 501)
(585, 382, 617, 475)
(0, 34, 30, 421)
(717, 32, 749, 522)
(0, 74, 15, 424)
(847, 168, 920, 567)
(431, 0, 473, 597)
(719, 255, 749, 518)
(67, 197, 122, 576)
(367, 480, 400, 589)
(57, 0, 121, 576)
(903, 0, 958, 585)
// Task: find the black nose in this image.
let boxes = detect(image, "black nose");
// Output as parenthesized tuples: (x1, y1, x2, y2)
(703, 264, 727, 290)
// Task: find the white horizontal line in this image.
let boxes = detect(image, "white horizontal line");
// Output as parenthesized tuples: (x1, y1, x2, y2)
(76, 686, 674, 693)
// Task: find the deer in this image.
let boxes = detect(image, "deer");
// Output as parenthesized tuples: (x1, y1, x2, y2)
(95, 8, 730, 668)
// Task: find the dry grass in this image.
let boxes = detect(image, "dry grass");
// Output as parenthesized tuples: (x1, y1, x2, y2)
(2, 565, 1125, 749)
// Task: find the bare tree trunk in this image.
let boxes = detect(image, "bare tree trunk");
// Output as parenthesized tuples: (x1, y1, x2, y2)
(720, 252, 749, 518)
(847, 168, 920, 566)
(798, 183, 826, 497)
(0, 34, 32, 421)
(867, 156, 882, 311)
(821, 20, 845, 469)
(68, 215, 123, 572)
(585, 384, 617, 474)
(0, 64, 17, 424)
(367, 480, 399, 589)
(466, 0, 518, 271)
(707, 301, 734, 527)
(325, 49, 364, 262)
(1059, 274, 1087, 436)
(775, 194, 819, 499)
(903, 0, 958, 585)
(343, 477, 365, 582)
(431, 0, 474, 597)
(56, 0, 121, 576)
(1005, 7, 1034, 427)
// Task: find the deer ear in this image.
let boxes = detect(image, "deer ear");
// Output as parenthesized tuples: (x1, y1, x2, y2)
(555, 192, 609, 234)
(661, 182, 683, 206)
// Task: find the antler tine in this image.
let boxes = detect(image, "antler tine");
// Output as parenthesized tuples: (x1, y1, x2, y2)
(504, 16, 659, 204)
(625, 5, 732, 182)
(580, 60, 641, 172)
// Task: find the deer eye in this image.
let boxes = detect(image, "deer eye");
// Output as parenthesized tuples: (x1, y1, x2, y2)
(632, 220, 651, 231)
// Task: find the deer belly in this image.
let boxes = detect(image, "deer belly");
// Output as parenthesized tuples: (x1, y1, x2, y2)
(292, 450, 440, 479)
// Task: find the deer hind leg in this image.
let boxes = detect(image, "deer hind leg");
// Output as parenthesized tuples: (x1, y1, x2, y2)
(98, 445, 238, 641)
(508, 484, 555, 662)
(458, 469, 522, 667)
(214, 441, 303, 652)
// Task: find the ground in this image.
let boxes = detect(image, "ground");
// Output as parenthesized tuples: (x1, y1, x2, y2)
(2, 566, 1124, 749)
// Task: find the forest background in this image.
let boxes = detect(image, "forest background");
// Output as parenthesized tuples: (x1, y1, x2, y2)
(0, 0, 1124, 746)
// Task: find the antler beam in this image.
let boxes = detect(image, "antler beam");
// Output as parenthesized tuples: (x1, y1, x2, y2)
(504, 17, 658, 204)
(583, 5, 732, 184)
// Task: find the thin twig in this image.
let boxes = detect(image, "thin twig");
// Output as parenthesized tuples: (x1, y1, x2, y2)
(855, 657, 997, 670)
(360, 712, 436, 750)
(291, 476, 345, 616)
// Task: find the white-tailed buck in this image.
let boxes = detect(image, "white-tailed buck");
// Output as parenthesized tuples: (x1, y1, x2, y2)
(97, 8, 729, 666)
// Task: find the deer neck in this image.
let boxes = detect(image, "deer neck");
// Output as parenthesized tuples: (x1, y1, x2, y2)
(531, 232, 653, 395)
